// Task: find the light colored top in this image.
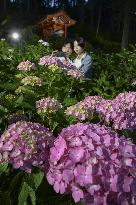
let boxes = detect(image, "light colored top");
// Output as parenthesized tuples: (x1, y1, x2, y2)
(73, 52, 92, 78)
(74, 58, 82, 68)
(73, 53, 86, 68)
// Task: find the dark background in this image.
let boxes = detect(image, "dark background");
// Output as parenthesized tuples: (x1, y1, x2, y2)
(0, 0, 136, 49)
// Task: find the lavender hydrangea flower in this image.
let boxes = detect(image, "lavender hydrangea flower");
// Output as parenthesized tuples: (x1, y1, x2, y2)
(21, 76, 43, 86)
(36, 97, 62, 114)
(0, 121, 54, 173)
(17, 60, 35, 71)
(47, 123, 136, 204)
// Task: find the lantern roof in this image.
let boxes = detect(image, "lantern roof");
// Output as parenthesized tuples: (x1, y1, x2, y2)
(38, 10, 76, 32)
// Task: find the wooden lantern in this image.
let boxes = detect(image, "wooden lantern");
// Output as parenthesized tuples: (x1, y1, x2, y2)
(37, 10, 76, 38)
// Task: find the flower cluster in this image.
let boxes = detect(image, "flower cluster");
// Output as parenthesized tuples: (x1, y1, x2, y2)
(17, 60, 35, 71)
(36, 97, 62, 114)
(0, 121, 54, 173)
(38, 39, 49, 46)
(48, 65, 62, 72)
(65, 92, 136, 130)
(67, 69, 83, 78)
(65, 101, 89, 121)
(21, 76, 43, 86)
(65, 96, 103, 121)
(96, 92, 136, 130)
(39, 55, 76, 70)
(15, 86, 26, 94)
(47, 123, 136, 205)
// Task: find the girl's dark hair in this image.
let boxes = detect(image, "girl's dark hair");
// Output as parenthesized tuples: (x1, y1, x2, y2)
(75, 37, 85, 48)
(64, 39, 74, 49)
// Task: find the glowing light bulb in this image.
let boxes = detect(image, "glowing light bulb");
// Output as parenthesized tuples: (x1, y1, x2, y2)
(12, 32, 20, 40)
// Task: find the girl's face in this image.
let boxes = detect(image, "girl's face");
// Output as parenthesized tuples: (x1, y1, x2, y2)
(74, 41, 84, 55)
(64, 43, 73, 57)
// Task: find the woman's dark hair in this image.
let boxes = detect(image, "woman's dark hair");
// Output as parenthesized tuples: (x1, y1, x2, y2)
(75, 37, 85, 49)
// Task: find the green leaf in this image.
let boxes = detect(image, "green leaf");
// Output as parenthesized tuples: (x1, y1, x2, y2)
(0, 83, 18, 91)
(52, 122, 59, 131)
(18, 182, 36, 205)
(15, 95, 24, 105)
(9, 172, 23, 193)
(0, 163, 8, 174)
(0, 191, 12, 205)
(63, 97, 77, 106)
(24, 169, 44, 190)
(32, 169, 44, 190)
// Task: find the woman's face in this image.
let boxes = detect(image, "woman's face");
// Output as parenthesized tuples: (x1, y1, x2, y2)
(74, 41, 84, 55)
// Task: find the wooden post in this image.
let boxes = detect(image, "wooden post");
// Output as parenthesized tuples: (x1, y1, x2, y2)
(64, 25, 67, 38)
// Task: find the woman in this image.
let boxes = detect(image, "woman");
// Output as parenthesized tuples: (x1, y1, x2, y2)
(73, 37, 92, 78)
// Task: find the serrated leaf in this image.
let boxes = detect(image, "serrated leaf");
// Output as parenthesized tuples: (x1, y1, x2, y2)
(18, 182, 36, 205)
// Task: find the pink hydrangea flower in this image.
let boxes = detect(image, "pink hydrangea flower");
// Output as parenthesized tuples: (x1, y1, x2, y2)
(132, 80, 136, 85)
(47, 123, 136, 204)
(21, 76, 43, 86)
(0, 121, 54, 173)
(39, 55, 76, 70)
(96, 92, 136, 130)
(17, 60, 35, 71)
(36, 97, 62, 114)
(65, 96, 104, 121)
(67, 69, 83, 78)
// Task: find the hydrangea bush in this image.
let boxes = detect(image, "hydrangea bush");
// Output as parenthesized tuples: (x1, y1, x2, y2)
(47, 123, 136, 205)
(0, 121, 54, 173)
(1, 39, 136, 205)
